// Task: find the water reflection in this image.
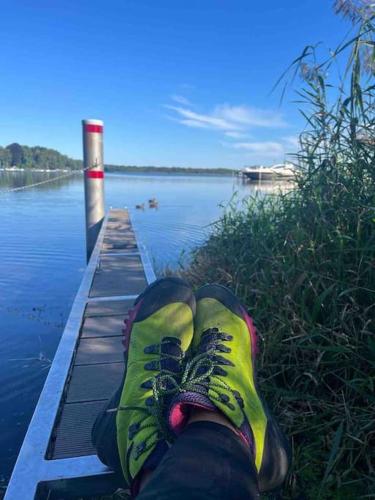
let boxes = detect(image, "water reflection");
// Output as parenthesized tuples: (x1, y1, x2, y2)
(238, 176, 295, 195)
(0, 170, 80, 192)
(0, 170, 294, 195)
(0, 170, 293, 487)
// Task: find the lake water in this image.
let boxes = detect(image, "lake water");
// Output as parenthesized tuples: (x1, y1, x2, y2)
(0, 171, 286, 487)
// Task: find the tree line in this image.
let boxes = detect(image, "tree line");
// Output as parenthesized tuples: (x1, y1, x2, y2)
(105, 164, 236, 175)
(0, 143, 82, 170)
(0, 143, 236, 175)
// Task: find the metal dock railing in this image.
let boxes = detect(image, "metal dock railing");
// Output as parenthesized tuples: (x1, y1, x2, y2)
(5, 208, 156, 499)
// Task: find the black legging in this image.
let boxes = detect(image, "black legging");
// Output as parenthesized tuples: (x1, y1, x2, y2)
(92, 388, 260, 499)
(137, 421, 259, 499)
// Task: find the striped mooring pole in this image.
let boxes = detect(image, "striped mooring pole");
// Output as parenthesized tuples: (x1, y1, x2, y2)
(82, 119, 105, 262)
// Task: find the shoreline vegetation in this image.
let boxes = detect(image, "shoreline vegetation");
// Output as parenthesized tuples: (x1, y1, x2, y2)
(0, 144, 237, 176)
(179, 9, 374, 500)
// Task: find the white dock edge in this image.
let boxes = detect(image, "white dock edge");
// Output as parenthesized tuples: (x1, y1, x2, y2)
(5, 210, 156, 500)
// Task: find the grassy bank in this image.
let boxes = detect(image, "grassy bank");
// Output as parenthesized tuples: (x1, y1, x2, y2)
(182, 172, 374, 498)
(182, 12, 374, 500)
(82, 6, 374, 500)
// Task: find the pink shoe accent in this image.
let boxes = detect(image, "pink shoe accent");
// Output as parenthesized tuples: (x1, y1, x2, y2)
(169, 402, 186, 433)
(169, 399, 254, 453)
(169, 391, 218, 434)
(241, 306, 258, 360)
(122, 299, 143, 351)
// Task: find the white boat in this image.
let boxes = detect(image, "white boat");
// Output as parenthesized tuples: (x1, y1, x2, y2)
(241, 163, 297, 181)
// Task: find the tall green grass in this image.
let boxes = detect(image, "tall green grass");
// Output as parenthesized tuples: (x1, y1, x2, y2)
(183, 7, 375, 499)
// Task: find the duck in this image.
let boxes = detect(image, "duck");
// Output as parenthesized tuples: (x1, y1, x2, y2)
(148, 197, 159, 208)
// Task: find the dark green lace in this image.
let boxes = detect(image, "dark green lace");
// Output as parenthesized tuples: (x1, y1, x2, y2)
(108, 336, 183, 460)
(178, 328, 241, 411)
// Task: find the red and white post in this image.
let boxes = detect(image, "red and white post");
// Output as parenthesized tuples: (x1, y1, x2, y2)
(82, 119, 105, 262)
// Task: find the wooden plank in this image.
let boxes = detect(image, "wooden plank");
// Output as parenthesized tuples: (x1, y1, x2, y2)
(102, 233, 137, 252)
(102, 211, 137, 252)
(89, 255, 147, 298)
(75, 337, 124, 365)
(52, 401, 107, 459)
(85, 299, 135, 317)
(7, 209, 156, 500)
(81, 316, 127, 339)
(66, 363, 123, 403)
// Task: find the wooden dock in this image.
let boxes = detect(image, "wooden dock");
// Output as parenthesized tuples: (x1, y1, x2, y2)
(5, 209, 156, 499)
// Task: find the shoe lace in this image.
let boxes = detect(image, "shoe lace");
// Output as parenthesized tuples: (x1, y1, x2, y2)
(179, 327, 244, 411)
(108, 336, 183, 460)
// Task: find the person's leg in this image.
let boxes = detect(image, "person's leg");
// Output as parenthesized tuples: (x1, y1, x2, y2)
(169, 284, 291, 494)
(92, 381, 123, 475)
(137, 416, 260, 500)
(91, 277, 196, 494)
(92, 281, 290, 498)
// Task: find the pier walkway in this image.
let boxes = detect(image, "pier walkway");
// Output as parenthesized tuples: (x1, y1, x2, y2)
(5, 209, 156, 499)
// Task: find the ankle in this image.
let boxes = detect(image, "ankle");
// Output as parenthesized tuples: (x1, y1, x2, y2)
(187, 408, 237, 434)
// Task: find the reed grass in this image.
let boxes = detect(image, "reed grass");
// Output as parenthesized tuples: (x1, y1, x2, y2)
(86, 5, 374, 500)
(181, 9, 375, 500)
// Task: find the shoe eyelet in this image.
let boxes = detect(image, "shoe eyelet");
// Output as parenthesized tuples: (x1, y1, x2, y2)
(219, 393, 230, 403)
(140, 379, 153, 390)
(233, 390, 244, 408)
(128, 422, 140, 439)
(214, 355, 235, 366)
(217, 345, 231, 353)
(134, 441, 146, 459)
(162, 336, 181, 345)
(213, 366, 227, 376)
(144, 345, 159, 354)
(144, 360, 160, 370)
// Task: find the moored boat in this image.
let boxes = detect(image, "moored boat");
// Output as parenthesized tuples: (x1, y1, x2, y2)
(241, 163, 297, 181)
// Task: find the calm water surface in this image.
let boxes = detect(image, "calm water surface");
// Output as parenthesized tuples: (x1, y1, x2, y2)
(0, 171, 284, 485)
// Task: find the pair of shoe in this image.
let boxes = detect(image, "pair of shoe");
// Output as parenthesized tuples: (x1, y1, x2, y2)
(93, 277, 290, 495)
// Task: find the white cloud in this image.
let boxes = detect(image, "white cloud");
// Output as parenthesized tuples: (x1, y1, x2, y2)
(166, 105, 238, 130)
(231, 141, 285, 155)
(166, 102, 287, 135)
(165, 97, 290, 163)
(215, 104, 287, 128)
(224, 131, 249, 139)
(171, 94, 192, 106)
(179, 119, 212, 129)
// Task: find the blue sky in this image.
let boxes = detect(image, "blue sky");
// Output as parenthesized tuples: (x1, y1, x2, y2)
(0, 0, 350, 167)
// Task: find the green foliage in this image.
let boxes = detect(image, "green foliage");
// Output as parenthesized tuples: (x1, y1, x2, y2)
(0, 146, 11, 167)
(0, 143, 236, 175)
(105, 164, 236, 175)
(182, 10, 375, 500)
(0, 143, 82, 170)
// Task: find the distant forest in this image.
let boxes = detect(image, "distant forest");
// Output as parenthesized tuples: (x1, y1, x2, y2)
(105, 165, 236, 175)
(0, 143, 82, 170)
(0, 143, 236, 175)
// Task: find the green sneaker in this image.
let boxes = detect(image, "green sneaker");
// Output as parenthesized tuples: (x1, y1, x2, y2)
(93, 277, 195, 492)
(169, 284, 290, 493)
